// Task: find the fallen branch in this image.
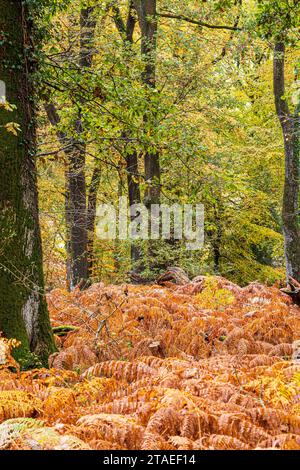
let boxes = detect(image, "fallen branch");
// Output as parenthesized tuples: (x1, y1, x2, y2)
(280, 276, 300, 306)
(52, 325, 80, 337)
(156, 267, 190, 285)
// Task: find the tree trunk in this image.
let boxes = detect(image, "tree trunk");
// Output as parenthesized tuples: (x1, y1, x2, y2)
(87, 165, 101, 276)
(44, 103, 74, 289)
(126, 145, 144, 266)
(67, 141, 88, 289)
(113, 1, 144, 269)
(67, 7, 96, 289)
(45, 7, 97, 289)
(124, 2, 144, 268)
(137, 0, 161, 206)
(212, 203, 222, 273)
(273, 42, 300, 281)
(134, 1, 162, 276)
(64, 170, 72, 290)
(0, 0, 56, 365)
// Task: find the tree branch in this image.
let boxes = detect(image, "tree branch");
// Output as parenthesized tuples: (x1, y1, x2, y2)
(111, 4, 126, 35)
(44, 102, 75, 153)
(126, 0, 137, 43)
(157, 11, 241, 31)
(112, 0, 137, 44)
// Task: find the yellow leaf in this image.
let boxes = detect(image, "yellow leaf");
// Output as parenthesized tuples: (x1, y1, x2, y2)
(4, 122, 20, 136)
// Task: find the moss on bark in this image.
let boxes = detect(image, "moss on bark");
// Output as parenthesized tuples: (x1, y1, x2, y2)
(0, 0, 56, 366)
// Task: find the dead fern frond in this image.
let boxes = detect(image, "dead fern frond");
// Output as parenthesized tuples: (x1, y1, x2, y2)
(0, 391, 41, 423)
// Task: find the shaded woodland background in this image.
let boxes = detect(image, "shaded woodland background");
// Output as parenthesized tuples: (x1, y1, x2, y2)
(35, 0, 299, 289)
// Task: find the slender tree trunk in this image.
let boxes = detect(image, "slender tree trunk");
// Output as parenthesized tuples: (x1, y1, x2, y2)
(273, 42, 300, 281)
(212, 202, 222, 273)
(44, 103, 76, 290)
(64, 171, 72, 290)
(137, 0, 161, 206)
(125, 145, 144, 265)
(45, 99, 100, 285)
(124, 2, 144, 268)
(87, 165, 101, 276)
(133, 1, 163, 276)
(67, 140, 88, 289)
(113, 1, 144, 269)
(0, 0, 56, 365)
(67, 7, 96, 288)
(45, 7, 97, 289)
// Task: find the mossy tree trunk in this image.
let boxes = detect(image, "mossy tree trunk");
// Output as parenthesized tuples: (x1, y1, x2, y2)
(0, 0, 56, 365)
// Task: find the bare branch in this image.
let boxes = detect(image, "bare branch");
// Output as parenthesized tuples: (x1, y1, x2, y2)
(157, 11, 241, 31)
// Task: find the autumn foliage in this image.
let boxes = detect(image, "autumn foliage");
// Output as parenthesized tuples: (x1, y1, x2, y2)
(1, 276, 300, 450)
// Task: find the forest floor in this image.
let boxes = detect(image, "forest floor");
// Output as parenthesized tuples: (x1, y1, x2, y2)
(1, 276, 300, 450)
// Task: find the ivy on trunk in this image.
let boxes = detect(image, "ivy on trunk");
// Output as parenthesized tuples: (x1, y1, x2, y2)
(0, 0, 56, 366)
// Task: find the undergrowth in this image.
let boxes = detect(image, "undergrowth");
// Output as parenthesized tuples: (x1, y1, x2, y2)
(1, 276, 300, 450)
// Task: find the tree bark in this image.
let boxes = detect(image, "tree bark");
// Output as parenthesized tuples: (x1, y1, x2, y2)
(136, 0, 161, 206)
(67, 7, 96, 289)
(273, 42, 300, 281)
(45, 7, 97, 289)
(44, 103, 73, 289)
(125, 145, 144, 266)
(124, 2, 144, 268)
(113, 1, 144, 269)
(132, 1, 163, 276)
(87, 165, 101, 276)
(0, 0, 56, 365)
